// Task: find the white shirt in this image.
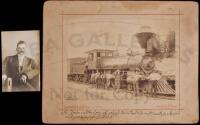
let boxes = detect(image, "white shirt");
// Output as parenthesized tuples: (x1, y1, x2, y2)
(18, 54, 25, 67)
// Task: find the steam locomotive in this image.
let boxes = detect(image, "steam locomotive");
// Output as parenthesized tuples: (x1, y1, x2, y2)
(67, 32, 176, 96)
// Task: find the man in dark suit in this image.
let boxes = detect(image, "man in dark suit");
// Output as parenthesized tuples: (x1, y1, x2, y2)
(2, 40, 39, 91)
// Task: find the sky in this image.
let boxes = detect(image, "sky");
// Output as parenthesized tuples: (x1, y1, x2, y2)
(63, 15, 179, 58)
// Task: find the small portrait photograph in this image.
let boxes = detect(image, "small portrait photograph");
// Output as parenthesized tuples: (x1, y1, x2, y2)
(1, 30, 40, 92)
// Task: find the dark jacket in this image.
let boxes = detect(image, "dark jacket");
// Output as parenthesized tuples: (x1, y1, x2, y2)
(2, 55, 39, 88)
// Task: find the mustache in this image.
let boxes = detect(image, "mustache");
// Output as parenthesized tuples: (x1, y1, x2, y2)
(17, 50, 25, 54)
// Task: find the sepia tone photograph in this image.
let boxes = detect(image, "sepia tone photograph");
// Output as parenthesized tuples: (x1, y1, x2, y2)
(1, 30, 40, 92)
(43, 1, 198, 123)
(66, 27, 176, 99)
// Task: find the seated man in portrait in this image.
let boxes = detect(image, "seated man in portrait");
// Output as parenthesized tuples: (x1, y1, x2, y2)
(2, 40, 39, 91)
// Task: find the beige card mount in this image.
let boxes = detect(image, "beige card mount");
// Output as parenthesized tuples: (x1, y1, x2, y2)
(43, 1, 199, 123)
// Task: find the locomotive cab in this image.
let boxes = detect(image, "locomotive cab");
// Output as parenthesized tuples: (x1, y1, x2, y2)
(86, 49, 115, 70)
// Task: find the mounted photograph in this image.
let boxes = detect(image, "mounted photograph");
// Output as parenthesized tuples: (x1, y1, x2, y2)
(43, 1, 198, 123)
(1, 30, 40, 92)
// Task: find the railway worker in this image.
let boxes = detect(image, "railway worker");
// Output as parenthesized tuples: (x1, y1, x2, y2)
(114, 70, 121, 91)
(127, 68, 143, 96)
(101, 71, 107, 89)
(105, 71, 114, 90)
(132, 68, 142, 96)
(95, 70, 101, 88)
(90, 71, 94, 84)
(83, 65, 89, 83)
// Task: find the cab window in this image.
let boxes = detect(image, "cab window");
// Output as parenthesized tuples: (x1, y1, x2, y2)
(97, 52, 100, 57)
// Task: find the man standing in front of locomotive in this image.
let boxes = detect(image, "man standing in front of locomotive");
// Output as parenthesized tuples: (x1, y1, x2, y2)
(114, 70, 121, 92)
(90, 70, 95, 84)
(95, 70, 101, 88)
(132, 68, 142, 96)
(83, 65, 89, 84)
(101, 71, 107, 89)
(105, 70, 115, 90)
